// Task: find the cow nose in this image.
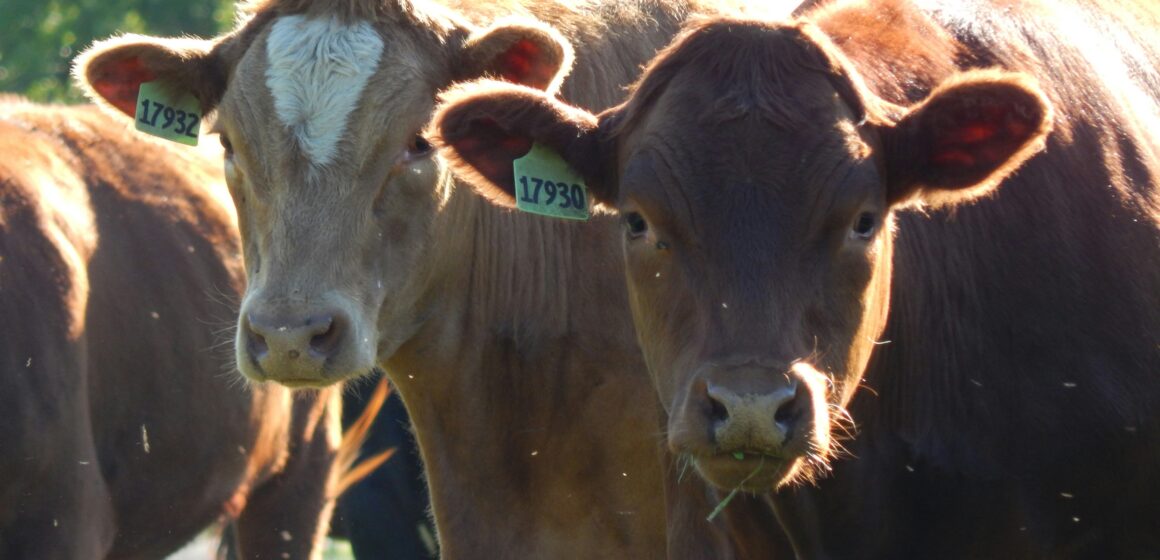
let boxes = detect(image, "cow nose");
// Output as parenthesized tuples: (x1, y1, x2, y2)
(244, 310, 347, 366)
(706, 381, 810, 451)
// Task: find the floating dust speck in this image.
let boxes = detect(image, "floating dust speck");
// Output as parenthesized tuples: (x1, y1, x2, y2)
(1062, 381, 1077, 388)
(150, 311, 160, 319)
(53, 519, 59, 527)
(905, 465, 915, 472)
(238, 446, 246, 455)
(970, 379, 983, 387)
(25, 357, 31, 367)
(622, 472, 628, 477)
(78, 461, 89, 465)
(1060, 492, 1074, 499)
(141, 425, 150, 454)
(280, 530, 293, 541)
(721, 302, 728, 309)
(1072, 516, 1081, 523)
(530, 450, 538, 456)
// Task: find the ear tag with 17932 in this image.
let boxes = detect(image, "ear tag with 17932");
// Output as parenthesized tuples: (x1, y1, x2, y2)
(512, 142, 589, 221)
(135, 81, 201, 146)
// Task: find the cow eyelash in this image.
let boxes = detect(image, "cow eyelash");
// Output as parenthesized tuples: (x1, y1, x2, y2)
(407, 135, 433, 157)
(850, 212, 877, 240)
(219, 134, 234, 158)
(624, 212, 649, 239)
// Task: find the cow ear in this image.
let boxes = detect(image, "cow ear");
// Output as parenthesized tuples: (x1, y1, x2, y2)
(74, 35, 224, 119)
(433, 80, 614, 207)
(457, 19, 574, 93)
(881, 70, 1052, 207)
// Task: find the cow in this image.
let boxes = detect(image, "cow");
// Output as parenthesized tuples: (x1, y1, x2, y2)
(433, 0, 1160, 557)
(73, 0, 809, 556)
(0, 98, 353, 559)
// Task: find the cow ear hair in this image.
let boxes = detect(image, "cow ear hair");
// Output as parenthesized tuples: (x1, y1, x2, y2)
(880, 70, 1052, 208)
(457, 18, 574, 93)
(433, 80, 615, 207)
(73, 34, 224, 119)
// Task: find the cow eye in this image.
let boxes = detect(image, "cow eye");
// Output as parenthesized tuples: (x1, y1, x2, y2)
(850, 212, 877, 240)
(624, 212, 648, 239)
(219, 134, 234, 158)
(407, 135, 433, 158)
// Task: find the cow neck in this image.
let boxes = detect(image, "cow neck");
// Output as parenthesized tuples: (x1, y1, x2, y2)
(383, 179, 666, 557)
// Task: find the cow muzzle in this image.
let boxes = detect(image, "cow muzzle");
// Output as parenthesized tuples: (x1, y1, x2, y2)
(670, 361, 831, 491)
(236, 297, 369, 388)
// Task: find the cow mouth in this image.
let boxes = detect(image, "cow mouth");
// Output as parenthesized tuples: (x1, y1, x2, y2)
(276, 377, 336, 389)
(692, 451, 799, 491)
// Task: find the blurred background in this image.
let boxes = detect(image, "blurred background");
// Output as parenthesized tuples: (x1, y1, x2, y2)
(1, 0, 234, 102)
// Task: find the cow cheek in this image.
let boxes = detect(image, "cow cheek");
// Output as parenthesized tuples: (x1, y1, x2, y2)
(827, 242, 892, 403)
(624, 257, 698, 411)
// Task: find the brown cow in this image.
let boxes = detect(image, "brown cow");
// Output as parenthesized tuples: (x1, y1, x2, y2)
(0, 99, 349, 559)
(73, 0, 807, 557)
(435, 0, 1160, 557)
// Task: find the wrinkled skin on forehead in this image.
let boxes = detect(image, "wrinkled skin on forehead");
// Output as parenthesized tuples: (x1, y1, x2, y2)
(434, 17, 1052, 492)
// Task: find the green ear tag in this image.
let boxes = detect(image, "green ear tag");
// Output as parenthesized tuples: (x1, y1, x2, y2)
(512, 142, 589, 221)
(135, 81, 202, 146)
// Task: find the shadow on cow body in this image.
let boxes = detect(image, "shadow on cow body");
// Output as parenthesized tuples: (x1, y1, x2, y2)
(0, 100, 345, 559)
(435, 0, 1160, 557)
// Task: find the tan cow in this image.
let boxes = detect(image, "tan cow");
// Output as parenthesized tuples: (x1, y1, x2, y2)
(74, 0, 805, 556)
(435, 1, 1160, 556)
(0, 99, 353, 559)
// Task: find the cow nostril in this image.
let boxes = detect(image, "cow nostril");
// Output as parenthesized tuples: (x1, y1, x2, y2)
(247, 329, 268, 360)
(309, 316, 343, 358)
(774, 397, 802, 432)
(708, 393, 730, 425)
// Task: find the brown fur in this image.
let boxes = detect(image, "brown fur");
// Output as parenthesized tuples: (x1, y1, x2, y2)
(0, 102, 346, 559)
(74, 0, 813, 557)
(434, 0, 1160, 557)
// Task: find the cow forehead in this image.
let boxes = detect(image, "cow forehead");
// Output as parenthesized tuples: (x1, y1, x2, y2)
(619, 102, 879, 258)
(264, 14, 384, 167)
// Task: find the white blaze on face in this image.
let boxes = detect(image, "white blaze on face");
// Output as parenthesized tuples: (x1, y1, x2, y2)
(265, 15, 384, 166)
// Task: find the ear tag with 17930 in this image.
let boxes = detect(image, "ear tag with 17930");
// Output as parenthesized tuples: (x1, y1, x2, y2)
(512, 142, 589, 221)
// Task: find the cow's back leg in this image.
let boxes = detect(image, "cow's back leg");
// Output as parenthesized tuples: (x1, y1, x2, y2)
(0, 210, 115, 558)
(0, 352, 115, 559)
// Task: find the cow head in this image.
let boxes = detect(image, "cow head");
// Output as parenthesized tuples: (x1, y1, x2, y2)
(74, 0, 572, 387)
(434, 19, 1052, 490)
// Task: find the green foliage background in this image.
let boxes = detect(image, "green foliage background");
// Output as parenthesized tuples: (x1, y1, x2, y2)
(0, 0, 236, 102)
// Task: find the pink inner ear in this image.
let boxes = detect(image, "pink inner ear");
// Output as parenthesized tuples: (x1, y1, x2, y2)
(91, 56, 156, 116)
(931, 106, 1011, 168)
(450, 117, 533, 199)
(496, 39, 555, 90)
